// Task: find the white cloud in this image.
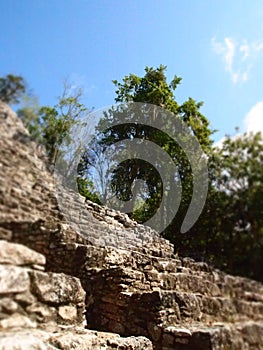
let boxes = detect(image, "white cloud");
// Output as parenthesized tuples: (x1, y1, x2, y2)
(244, 101, 263, 133)
(211, 37, 235, 71)
(224, 37, 235, 71)
(214, 136, 226, 149)
(240, 42, 250, 61)
(214, 132, 242, 149)
(215, 102, 263, 149)
(253, 42, 263, 51)
(68, 73, 98, 97)
(212, 37, 263, 84)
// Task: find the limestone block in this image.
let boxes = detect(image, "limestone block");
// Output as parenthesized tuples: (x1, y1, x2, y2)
(0, 240, 45, 266)
(30, 270, 85, 305)
(0, 265, 29, 294)
(0, 314, 37, 329)
(0, 333, 50, 350)
(0, 298, 18, 314)
(165, 326, 192, 337)
(58, 305, 77, 321)
(26, 302, 56, 321)
(14, 290, 36, 306)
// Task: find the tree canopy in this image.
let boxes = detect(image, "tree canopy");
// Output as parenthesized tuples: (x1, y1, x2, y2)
(17, 82, 87, 164)
(0, 74, 26, 104)
(83, 65, 213, 231)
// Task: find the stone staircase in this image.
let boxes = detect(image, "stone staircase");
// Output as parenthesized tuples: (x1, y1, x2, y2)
(57, 243, 263, 349)
(1, 101, 263, 349)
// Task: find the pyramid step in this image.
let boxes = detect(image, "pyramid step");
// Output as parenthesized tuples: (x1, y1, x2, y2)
(86, 287, 263, 340)
(87, 289, 263, 350)
(156, 320, 263, 350)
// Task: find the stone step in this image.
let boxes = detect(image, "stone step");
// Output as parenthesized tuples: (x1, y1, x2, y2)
(87, 287, 263, 349)
(159, 291, 263, 324)
(155, 320, 263, 350)
(86, 285, 263, 340)
(0, 326, 153, 350)
(84, 260, 263, 305)
(101, 251, 263, 299)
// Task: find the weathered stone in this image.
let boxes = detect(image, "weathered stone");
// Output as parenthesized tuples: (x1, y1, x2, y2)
(14, 291, 36, 306)
(26, 303, 56, 321)
(106, 335, 153, 349)
(0, 328, 153, 350)
(30, 270, 85, 305)
(165, 326, 192, 337)
(0, 265, 29, 294)
(0, 298, 18, 314)
(58, 305, 77, 321)
(147, 322, 162, 342)
(0, 240, 45, 266)
(238, 321, 263, 347)
(0, 333, 50, 350)
(0, 226, 12, 240)
(0, 314, 37, 329)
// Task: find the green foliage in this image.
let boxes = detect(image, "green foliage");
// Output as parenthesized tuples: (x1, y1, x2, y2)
(212, 132, 263, 278)
(175, 131, 263, 281)
(115, 66, 212, 226)
(84, 65, 214, 232)
(112, 65, 181, 112)
(16, 80, 100, 203)
(39, 84, 87, 164)
(0, 74, 26, 104)
(77, 177, 102, 204)
(18, 82, 87, 165)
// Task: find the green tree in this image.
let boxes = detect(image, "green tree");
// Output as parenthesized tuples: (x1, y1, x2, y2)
(16, 82, 99, 202)
(77, 177, 101, 204)
(39, 83, 87, 164)
(0, 74, 26, 104)
(84, 65, 214, 233)
(212, 132, 263, 279)
(177, 131, 263, 281)
(17, 82, 87, 165)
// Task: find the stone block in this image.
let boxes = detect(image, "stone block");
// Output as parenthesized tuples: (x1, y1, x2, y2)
(0, 265, 29, 294)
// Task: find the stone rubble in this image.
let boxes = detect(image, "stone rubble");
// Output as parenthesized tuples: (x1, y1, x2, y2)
(0, 101, 263, 349)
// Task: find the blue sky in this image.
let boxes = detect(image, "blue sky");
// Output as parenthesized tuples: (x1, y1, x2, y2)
(1, 0, 263, 142)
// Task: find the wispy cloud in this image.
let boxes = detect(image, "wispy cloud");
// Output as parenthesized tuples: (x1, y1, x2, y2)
(68, 73, 98, 96)
(211, 37, 263, 84)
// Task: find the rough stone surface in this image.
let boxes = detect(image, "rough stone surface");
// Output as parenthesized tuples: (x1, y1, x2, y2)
(0, 240, 45, 266)
(0, 101, 263, 349)
(0, 328, 153, 350)
(0, 241, 86, 327)
(0, 265, 30, 294)
(30, 270, 85, 305)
